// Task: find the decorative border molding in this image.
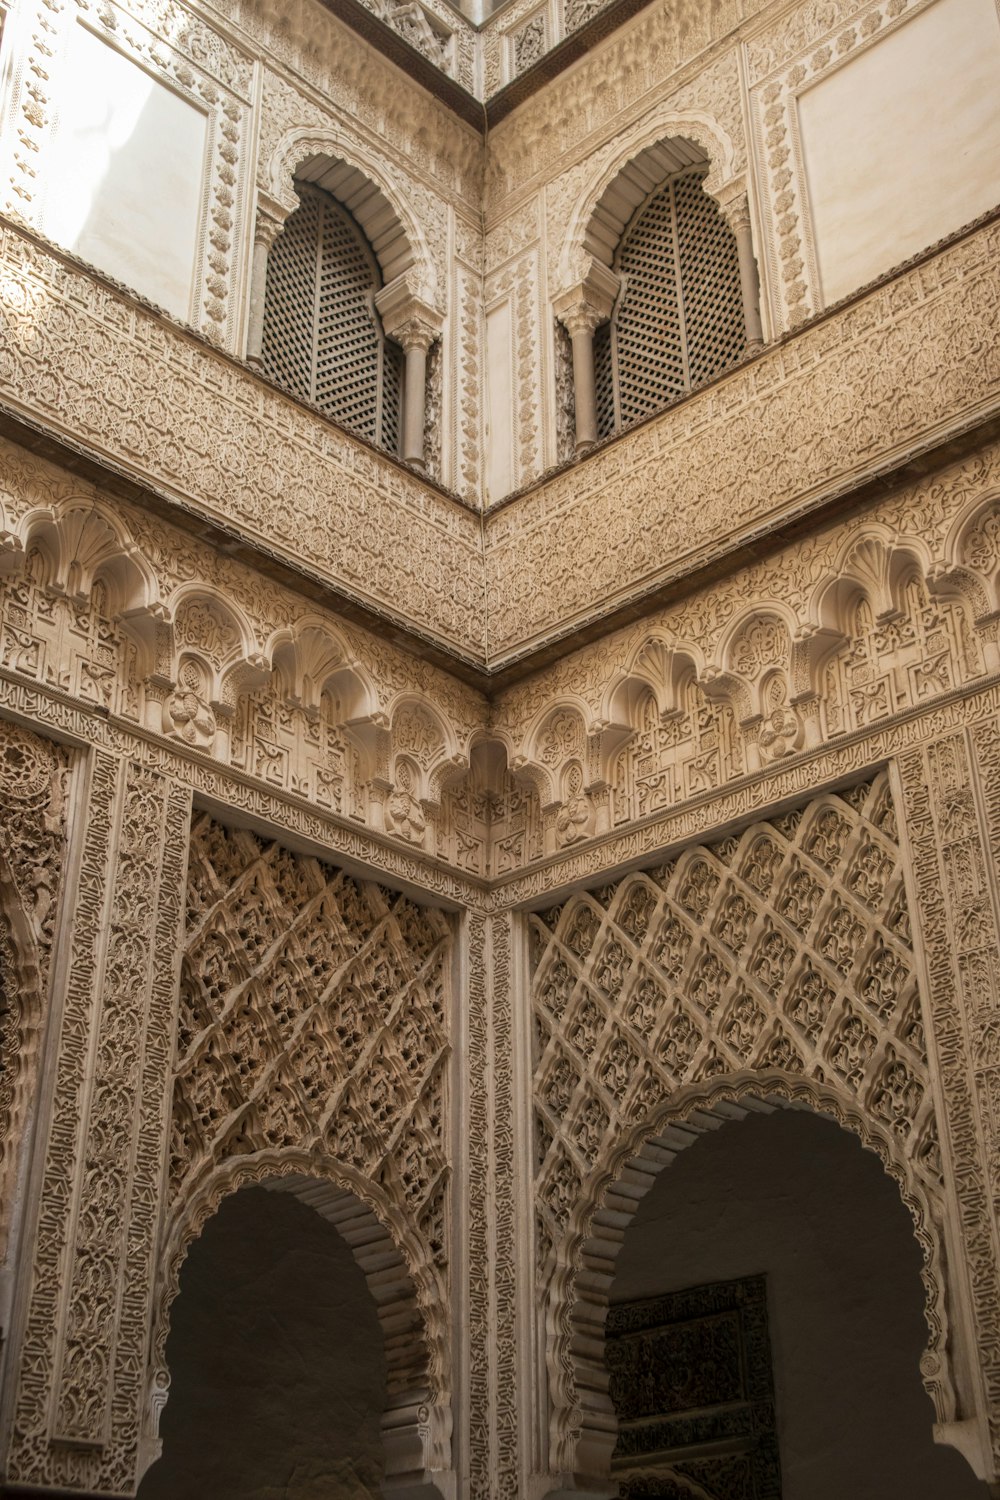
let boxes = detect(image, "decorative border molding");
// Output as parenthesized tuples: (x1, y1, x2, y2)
(746, 0, 946, 329)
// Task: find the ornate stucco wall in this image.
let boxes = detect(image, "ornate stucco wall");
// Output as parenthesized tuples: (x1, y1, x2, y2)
(0, 0, 999, 1495)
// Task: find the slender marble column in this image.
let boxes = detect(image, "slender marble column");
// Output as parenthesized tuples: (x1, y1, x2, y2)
(245, 211, 285, 369)
(724, 194, 764, 352)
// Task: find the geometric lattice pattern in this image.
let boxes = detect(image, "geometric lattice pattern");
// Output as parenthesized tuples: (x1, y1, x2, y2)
(261, 183, 402, 453)
(529, 774, 939, 1276)
(172, 815, 450, 1262)
(596, 167, 745, 437)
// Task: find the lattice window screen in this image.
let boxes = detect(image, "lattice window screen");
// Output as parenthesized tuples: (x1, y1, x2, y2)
(595, 168, 745, 439)
(261, 183, 401, 453)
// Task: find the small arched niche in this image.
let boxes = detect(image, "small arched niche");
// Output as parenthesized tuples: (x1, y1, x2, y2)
(139, 1182, 387, 1499)
(606, 1108, 988, 1500)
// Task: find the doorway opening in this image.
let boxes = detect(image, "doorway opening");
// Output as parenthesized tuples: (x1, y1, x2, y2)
(139, 1183, 386, 1499)
(607, 1108, 986, 1499)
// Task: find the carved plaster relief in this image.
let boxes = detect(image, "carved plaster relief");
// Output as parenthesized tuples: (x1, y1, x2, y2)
(494, 446, 1000, 759)
(897, 726, 1000, 1477)
(171, 815, 452, 1253)
(528, 774, 961, 1477)
(257, 70, 454, 303)
(0, 720, 69, 1260)
(0, 439, 486, 734)
(6, 435, 1000, 880)
(484, 217, 1000, 659)
(0, 209, 997, 662)
(156, 813, 455, 1484)
(484, 247, 545, 488)
(208, 0, 480, 192)
(3, 754, 190, 1493)
(536, 56, 746, 295)
(0, 221, 486, 655)
(481, 0, 761, 109)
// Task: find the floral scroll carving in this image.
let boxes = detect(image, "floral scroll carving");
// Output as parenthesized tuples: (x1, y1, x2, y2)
(5, 756, 190, 1495)
(0, 719, 69, 1257)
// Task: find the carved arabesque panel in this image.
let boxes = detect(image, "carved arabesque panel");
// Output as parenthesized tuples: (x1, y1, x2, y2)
(822, 573, 982, 735)
(438, 766, 543, 877)
(0, 549, 141, 720)
(0, 719, 69, 1256)
(173, 814, 453, 1268)
(611, 680, 745, 824)
(529, 773, 939, 1279)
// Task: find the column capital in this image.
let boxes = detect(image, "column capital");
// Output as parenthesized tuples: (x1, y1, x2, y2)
(553, 259, 621, 338)
(714, 176, 751, 233)
(254, 194, 290, 251)
(375, 275, 443, 350)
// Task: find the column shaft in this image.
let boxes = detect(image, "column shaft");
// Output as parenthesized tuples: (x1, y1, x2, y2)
(571, 325, 598, 456)
(246, 235, 271, 369)
(403, 341, 428, 469)
(734, 218, 764, 351)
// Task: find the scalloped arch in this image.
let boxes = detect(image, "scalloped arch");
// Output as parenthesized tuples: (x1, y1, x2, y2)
(810, 531, 934, 632)
(267, 619, 378, 719)
(18, 499, 159, 615)
(265, 128, 437, 306)
(559, 111, 740, 290)
(167, 584, 260, 666)
(946, 491, 1000, 591)
(603, 639, 706, 723)
(144, 1149, 452, 1488)
(544, 1071, 953, 1482)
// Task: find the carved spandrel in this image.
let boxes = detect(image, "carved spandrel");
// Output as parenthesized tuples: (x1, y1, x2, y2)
(173, 815, 452, 1272)
(532, 773, 933, 1254)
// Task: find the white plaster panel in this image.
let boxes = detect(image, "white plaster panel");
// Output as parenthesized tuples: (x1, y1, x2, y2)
(797, 0, 1000, 305)
(40, 22, 207, 322)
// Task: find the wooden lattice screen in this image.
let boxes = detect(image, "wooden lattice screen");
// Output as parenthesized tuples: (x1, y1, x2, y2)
(595, 168, 745, 438)
(261, 183, 402, 453)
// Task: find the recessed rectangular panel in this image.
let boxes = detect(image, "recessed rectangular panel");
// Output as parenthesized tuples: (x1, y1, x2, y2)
(798, 0, 1000, 306)
(607, 1275, 782, 1498)
(42, 22, 207, 321)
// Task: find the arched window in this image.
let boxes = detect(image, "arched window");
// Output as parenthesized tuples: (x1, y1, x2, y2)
(261, 182, 402, 453)
(594, 167, 745, 438)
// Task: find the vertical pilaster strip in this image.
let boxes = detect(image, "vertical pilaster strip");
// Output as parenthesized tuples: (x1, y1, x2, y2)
(467, 910, 492, 1499)
(492, 910, 519, 1499)
(897, 730, 1000, 1474)
(5, 755, 191, 1494)
(467, 908, 519, 1500)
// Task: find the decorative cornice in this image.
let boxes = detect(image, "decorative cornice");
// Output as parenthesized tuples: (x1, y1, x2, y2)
(315, 0, 485, 127)
(1, 209, 999, 687)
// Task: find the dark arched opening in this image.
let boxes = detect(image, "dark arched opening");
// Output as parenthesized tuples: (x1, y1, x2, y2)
(139, 1183, 386, 1498)
(607, 1108, 986, 1499)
